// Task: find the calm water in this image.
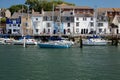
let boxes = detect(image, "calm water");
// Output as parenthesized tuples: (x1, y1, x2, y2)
(0, 45, 120, 80)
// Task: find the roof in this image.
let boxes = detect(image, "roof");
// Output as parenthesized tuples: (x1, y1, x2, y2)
(97, 8, 114, 13)
(11, 12, 42, 18)
(113, 8, 120, 12)
(56, 6, 93, 10)
(11, 12, 28, 18)
(97, 8, 120, 13)
(75, 13, 93, 17)
(32, 12, 43, 17)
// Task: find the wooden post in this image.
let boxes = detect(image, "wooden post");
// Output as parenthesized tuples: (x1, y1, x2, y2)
(115, 35, 118, 46)
(79, 36, 83, 48)
(111, 39, 114, 45)
(23, 36, 26, 48)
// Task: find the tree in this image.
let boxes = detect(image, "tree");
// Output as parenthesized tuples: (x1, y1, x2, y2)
(9, 4, 27, 15)
(0, 17, 6, 23)
(25, 0, 75, 12)
(8, 0, 75, 14)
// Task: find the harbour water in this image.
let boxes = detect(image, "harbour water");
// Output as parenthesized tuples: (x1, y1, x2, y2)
(0, 45, 120, 80)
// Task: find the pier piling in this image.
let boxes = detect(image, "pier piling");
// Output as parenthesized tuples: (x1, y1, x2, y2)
(111, 35, 118, 46)
(79, 36, 83, 48)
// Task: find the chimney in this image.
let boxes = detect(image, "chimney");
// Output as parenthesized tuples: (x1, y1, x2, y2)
(32, 9, 34, 14)
(41, 8, 44, 15)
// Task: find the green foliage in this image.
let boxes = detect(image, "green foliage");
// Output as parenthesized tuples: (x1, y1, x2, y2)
(9, 4, 27, 14)
(8, 0, 75, 14)
(0, 17, 6, 23)
(25, 0, 75, 12)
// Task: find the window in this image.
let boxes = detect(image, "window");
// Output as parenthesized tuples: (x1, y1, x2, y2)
(26, 18, 28, 20)
(76, 22, 79, 27)
(25, 22, 29, 27)
(67, 29, 70, 33)
(47, 16, 51, 21)
(13, 24, 16, 26)
(66, 17, 70, 21)
(90, 22, 94, 27)
(25, 23, 28, 27)
(81, 29, 84, 34)
(9, 24, 11, 27)
(13, 29, 16, 32)
(76, 17, 79, 21)
(36, 18, 38, 20)
(13, 20, 16, 24)
(48, 29, 50, 33)
(18, 24, 20, 27)
(76, 28, 79, 33)
(47, 23, 51, 27)
(36, 29, 38, 32)
(98, 23, 103, 27)
(8, 29, 11, 34)
(83, 17, 87, 21)
(91, 17, 93, 21)
(67, 23, 70, 27)
(99, 29, 102, 33)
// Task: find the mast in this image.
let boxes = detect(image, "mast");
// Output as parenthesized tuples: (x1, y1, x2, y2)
(59, 6, 63, 34)
(57, 6, 61, 34)
(94, 6, 97, 34)
(0, 8, 1, 27)
(52, 3, 54, 34)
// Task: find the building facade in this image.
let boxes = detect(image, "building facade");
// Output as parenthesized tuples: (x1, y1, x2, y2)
(6, 17, 21, 34)
(6, 6, 120, 35)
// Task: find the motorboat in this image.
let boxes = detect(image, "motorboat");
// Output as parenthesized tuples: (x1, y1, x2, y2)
(0, 38, 5, 45)
(82, 35, 108, 46)
(13, 36, 37, 45)
(13, 38, 37, 45)
(0, 38, 15, 45)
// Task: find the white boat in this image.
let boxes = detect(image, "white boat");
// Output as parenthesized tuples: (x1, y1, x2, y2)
(82, 35, 108, 46)
(13, 38, 37, 45)
(0, 39, 5, 45)
(0, 38, 15, 45)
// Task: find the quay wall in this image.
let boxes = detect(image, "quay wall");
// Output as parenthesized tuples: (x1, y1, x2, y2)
(1, 34, 120, 41)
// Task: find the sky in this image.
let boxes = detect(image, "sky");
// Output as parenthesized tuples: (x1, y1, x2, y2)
(0, 0, 120, 8)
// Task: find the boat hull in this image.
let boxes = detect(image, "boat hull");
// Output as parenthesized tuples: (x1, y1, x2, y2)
(38, 43, 70, 48)
(83, 39, 108, 46)
(83, 42, 107, 46)
(13, 39, 37, 45)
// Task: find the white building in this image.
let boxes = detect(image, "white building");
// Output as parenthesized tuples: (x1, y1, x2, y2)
(42, 11, 54, 34)
(6, 8, 110, 35)
(31, 14, 43, 35)
(74, 14, 94, 34)
(61, 11, 74, 35)
(112, 15, 120, 34)
(96, 12, 109, 34)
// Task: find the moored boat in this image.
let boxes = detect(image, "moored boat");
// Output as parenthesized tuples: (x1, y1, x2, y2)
(13, 38, 37, 45)
(82, 35, 108, 46)
(38, 40, 72, 48)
